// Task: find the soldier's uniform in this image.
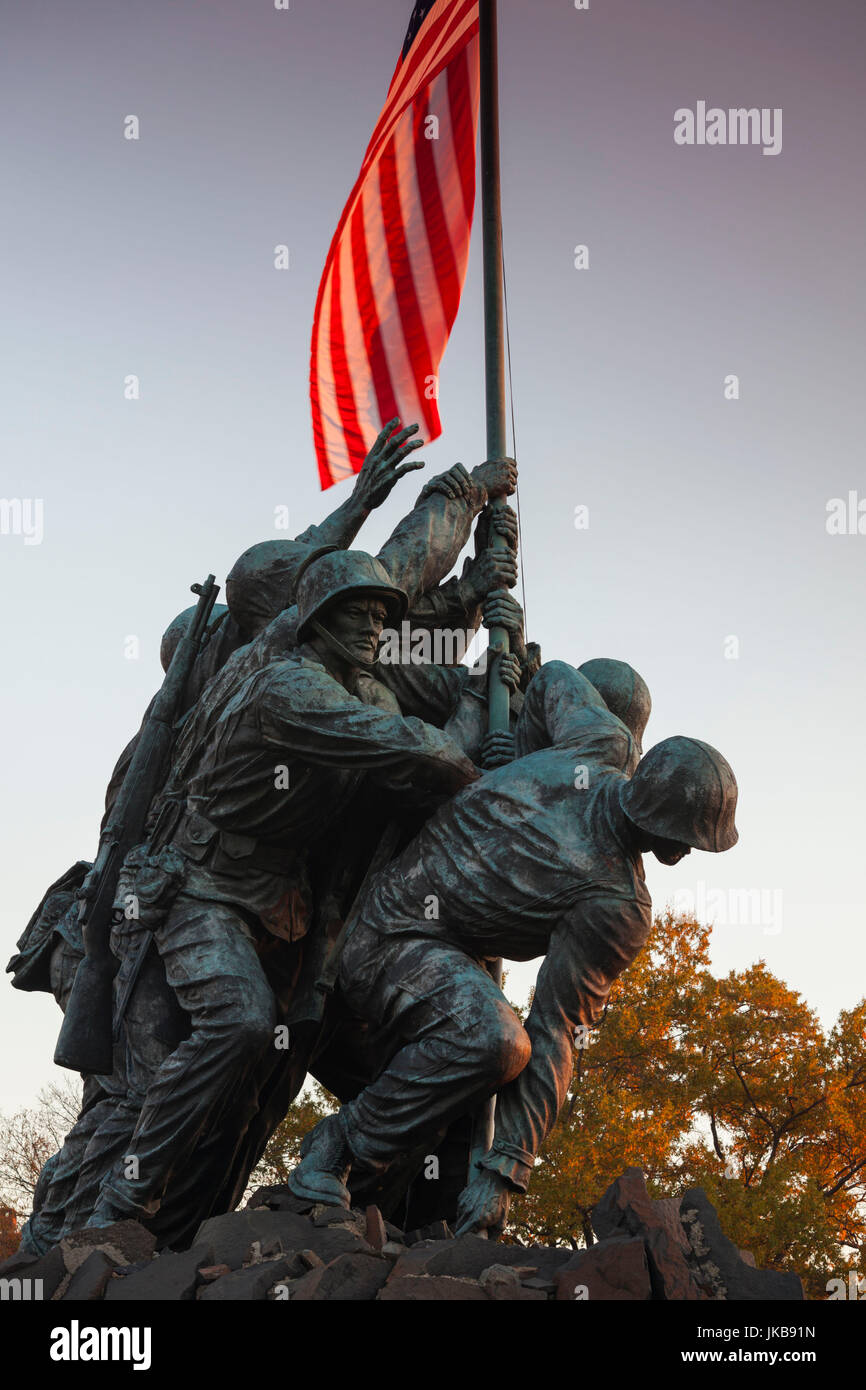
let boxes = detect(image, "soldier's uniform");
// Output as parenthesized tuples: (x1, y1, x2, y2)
(90, 549, 481, 1226)
(16, 467, 496, 1247)
(289, 662, 738, 1204)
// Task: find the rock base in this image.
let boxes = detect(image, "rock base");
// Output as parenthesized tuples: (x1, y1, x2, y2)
(0, 1169, 804, 1301)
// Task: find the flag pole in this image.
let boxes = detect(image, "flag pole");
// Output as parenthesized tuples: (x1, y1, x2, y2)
(480, 0, 511, 736)
(470, 0, 509, 1174)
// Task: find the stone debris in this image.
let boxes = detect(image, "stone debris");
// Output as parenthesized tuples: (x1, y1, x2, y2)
(679, 1187, 804, 1301)
(104, 1243, 214, 1302)
(0, 1169, 805, 1302)
(58, 1249, 118, 1302)
(556, 1236, 652, 1301)
(364, 1205, 388, 1251)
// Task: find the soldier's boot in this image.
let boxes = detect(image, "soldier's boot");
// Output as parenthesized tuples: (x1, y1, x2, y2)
(287, 1112, 352, 1209)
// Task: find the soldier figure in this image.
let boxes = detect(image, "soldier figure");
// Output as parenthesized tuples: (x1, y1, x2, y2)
(287, 661, 738, 1235)
(10, 428, 515, 1248)
(84, 453, 517, 1230)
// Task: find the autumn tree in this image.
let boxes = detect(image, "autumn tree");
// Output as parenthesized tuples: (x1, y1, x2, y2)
(506, 912, 866, 1299)
(0, 1077, 82, 1220)
(0, 1205, 20, 1261)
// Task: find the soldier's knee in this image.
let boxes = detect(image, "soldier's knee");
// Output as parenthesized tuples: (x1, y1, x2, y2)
(478, 1006, 531, 1088)
(232, 1006, 276, 1059)
(215, 984, 276, 1059)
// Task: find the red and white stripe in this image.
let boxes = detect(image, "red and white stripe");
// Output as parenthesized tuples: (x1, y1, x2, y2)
(310, 0, 481, 489)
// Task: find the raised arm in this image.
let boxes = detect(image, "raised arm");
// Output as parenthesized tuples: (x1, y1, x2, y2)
(298, 419, 428, 553)
(406, 503, 520, 636)
(377, 458, 517, 608)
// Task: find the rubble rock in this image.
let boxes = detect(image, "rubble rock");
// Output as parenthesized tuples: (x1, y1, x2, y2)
(105, 1243, 214, 1302)
(199, 1257, 298, 1300)
(379, 1274, 490, 1301)
(404, 1221, 453, 1246)
(653, 1196, 694, 1257)
(60, 1221, 157, 1274)
(592, 1168, 663, 1240)
(680, 1189, 804, 1301)
(11, 1169, 805, 1301)
(0, 1245, 67, 1300)
(298, 1249, 324, 1270)
(311, 1205, 364, 1230)
(194, 1208, 371, 1270)
(591, 1169, 704, 1300)
(59, 1250, 118, 1302)
(391, 1234, 569, 1284)
(365, 1206, 387, 1251)
(522, 1275, 558, 1295)
(478, 1264, 545, 1301)
(288, 1253, 391, 1301)
(0, 1248, 46, 1276)
(556, 1236, 652, 1301)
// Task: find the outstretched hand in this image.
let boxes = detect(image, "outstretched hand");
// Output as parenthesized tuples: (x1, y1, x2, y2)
(353, 418, 426, 511)
(455, 1168, 512, 1238)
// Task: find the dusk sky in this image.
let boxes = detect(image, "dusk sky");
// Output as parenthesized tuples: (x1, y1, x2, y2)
(1, 0, 864, 1111)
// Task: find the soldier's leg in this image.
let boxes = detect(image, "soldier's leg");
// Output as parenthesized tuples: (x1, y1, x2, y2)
(92, 895, 277, 1223)
(60, 936, 190, 1236)
(291, 924, 530, 1199)
(19, 930, 108, 1253)
(19, 1077, 115, 1254)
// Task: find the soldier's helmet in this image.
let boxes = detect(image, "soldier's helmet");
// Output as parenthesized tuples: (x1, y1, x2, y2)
(579, 658, 651, 748)
(225, 539, 318, 640)
(160, 604, 228, 673)
(296, 551, 408, 643)
(619, 736, 739, 852)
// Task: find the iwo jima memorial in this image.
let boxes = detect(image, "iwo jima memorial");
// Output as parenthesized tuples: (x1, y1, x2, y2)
(3, 1, 803, 1303)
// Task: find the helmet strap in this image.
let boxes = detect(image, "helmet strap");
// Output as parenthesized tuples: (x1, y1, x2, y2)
(309, 619, 380, 673)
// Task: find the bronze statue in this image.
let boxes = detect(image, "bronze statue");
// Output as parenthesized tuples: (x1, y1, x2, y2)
(287, 661, 738, 1236)
(10, 429, 516, 1249)
(9, 413, 742, 1262)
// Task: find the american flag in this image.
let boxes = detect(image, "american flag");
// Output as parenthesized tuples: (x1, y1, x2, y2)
(311, 1, 481, 489)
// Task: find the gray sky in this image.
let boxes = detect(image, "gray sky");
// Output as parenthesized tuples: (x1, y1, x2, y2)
(2, 0, 865, 1110)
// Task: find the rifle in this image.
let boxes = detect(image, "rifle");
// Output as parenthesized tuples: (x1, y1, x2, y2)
(53, 576, 220, 1075)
